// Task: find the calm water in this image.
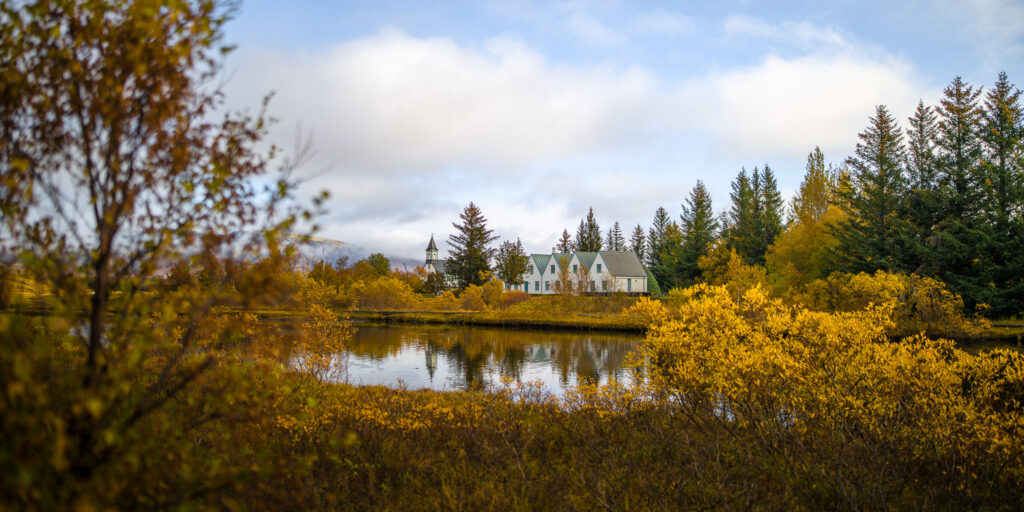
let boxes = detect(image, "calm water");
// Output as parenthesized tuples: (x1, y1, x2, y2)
(338, 323, 643, 394)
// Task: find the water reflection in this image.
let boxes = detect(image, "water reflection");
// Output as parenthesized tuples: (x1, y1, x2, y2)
(341, 323, 641, 394)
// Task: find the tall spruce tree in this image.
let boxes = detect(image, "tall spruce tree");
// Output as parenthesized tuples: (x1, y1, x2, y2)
(655, 220, 683, 290)
(903, 100, 943, 274)
(728, 168, 757, 260)
(555, 229, 574, 253)
(980, 72, 1023, 234)
(932, 76, 988, 306)
(728, 166, 783, 265)
(629, 224, 647, 261)
(936, 76, 986, 223)
(605, 221, 625, 251)
(831, 105, 909, 273)
(759, 165, 785, 255)
(665, 181, 718, 287)
(978, 72, 1024, 313)
(647, 207, 670, 268)
(447, 202, 498, 288)
(574, 207, 602, 251)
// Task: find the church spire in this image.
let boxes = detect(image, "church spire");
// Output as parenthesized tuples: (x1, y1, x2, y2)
(425, 234, 439, 264)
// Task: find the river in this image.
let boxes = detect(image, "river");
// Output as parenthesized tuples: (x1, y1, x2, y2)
(336, 322, 643, 394)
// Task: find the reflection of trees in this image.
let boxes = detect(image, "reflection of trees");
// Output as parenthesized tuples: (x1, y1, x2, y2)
(340, 323, 640, 390)
(549, 338, 633, 386)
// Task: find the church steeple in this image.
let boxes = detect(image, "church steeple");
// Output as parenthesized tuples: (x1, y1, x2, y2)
(425, 234, 439, 263)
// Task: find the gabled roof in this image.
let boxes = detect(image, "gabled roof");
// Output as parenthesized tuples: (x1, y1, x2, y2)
(550, 253, 572, 270)
(426, 235, 438, 251)
(598, 251, 647, 277)
(428, 259, 448, 274)
(574, 251, 598, 271)
(531, 254, 552, 274)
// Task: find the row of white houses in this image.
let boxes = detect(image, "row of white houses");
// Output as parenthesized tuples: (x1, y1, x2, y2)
(423, 236, 651, 294)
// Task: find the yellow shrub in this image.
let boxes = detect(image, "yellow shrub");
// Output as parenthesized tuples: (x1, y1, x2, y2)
(481, 279, 504, 307)
(351, 276, 418, 310)
(292, 304, 353, 383)
(697, 242, 768, 300)
(795, 271, 984, 338)
(460, 284, 486, 311)
(433, 290, 460, 311)
(636, 283, 1022, 496)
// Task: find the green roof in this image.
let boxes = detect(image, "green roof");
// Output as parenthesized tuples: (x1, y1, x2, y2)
(574, 251, 598, 271)
(531, 254, 552, 274)
(551, 253, 572, 271)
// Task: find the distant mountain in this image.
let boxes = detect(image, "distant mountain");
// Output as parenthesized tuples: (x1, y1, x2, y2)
(285, 235, 422, 272)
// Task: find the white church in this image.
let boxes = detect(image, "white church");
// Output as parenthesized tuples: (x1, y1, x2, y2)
(423, 235, 651, 294)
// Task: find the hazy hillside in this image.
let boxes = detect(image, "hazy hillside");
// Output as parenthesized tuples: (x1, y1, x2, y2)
(285, 235, 422, 272)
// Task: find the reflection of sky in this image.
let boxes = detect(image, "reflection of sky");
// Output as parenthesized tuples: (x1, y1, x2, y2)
(337, 325, 640, 395)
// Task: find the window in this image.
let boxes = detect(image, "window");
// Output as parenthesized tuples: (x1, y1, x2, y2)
(572, 264, 578, 273)
(602, 281, 609, 291)
(596, 264, 602, 273)
(545, 281, 550, 291)
(527, 264, 533, 274)
(550, 264, 555, 273)
(590, 281, 595, 292)
(535, 280, 539, 290)
(627, 279, 631, 292)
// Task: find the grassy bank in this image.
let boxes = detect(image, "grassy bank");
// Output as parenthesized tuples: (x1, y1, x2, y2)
(348, 309, 645, 332)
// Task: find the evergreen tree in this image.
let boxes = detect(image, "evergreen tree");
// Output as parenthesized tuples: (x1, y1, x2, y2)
(831, 105, 909, 273)
(647, 207, 670, 268)
(728, 168, 757, 261)
(903, 100, 943, 274)
(728, 166, 782, 265)
(759, 164, 785, 255)
(574, 207, 602, 252)
(555, 229, 574, 253)
(495, 238, 529, 287)
(980, 71, 1023, 233)
(654, 221, 683, 289)
(932, 77, 988, 306)
(978, 71, 1024, 314)
(665, 181, 718, 287)
(629, 224, 646, 261)
(605, 221, 625, 250)
(936, 76, 985, 223)
(447, 202, 498, 288)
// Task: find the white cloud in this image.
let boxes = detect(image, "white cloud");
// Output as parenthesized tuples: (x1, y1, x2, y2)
(683, 52, 926, 158)
(231, 28, 665, 178)
(227, 25, 929, 257)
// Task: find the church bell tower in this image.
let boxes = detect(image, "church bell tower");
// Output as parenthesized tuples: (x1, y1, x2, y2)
(425, 235, 439, 264)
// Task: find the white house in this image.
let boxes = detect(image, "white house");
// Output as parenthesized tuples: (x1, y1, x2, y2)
(423, 236, 653, 294)
(506, 249, 651, 295)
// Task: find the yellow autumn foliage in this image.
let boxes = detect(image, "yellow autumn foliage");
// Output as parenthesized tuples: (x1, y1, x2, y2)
(795, 270, 986, 338)
(351, 275, 419, 310)
(634, 284, 1023, 505)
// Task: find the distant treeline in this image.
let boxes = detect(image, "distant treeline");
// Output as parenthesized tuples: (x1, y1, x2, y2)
(561, 73, 1024, 316)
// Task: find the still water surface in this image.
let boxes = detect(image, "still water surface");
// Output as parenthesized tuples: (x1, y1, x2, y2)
(339, 323, 643, 394)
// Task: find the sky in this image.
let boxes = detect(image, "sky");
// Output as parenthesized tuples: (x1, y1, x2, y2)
(221, 0, 1024, 261)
